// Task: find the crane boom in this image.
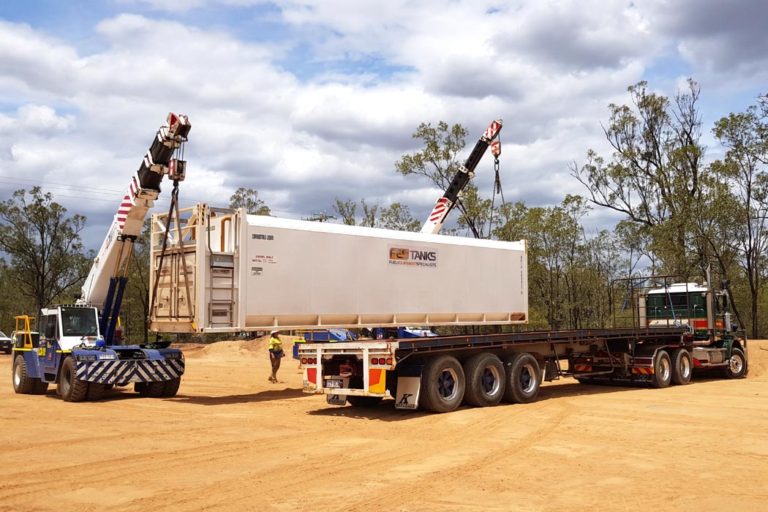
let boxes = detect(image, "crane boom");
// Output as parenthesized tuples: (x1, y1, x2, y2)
(79, 113, 190, 342)
(420, 119, 502, 235)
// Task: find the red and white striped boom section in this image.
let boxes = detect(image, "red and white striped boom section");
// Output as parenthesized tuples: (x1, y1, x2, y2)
(79, 113, 191, 307)
(420, 119, 502, 235)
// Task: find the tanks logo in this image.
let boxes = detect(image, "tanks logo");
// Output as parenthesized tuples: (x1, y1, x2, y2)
(388, 246, 438, 268)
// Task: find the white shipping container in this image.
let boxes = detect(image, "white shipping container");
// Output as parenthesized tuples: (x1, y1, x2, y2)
(149, 204, 528, 333)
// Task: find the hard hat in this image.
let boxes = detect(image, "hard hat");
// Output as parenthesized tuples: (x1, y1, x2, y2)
(270, 330, 279, 335)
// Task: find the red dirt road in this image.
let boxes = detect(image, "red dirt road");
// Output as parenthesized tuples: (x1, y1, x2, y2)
(1, 339, 767, 511)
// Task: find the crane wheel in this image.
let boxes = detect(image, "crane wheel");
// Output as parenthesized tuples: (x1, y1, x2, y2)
(57, 357, 89, 402)
(161, 378, 182, 397)
(12, 355, 34, 394)
(463, 353, 505, 407)
(136, 381, 166, 397)
(87, 383, 106, 401)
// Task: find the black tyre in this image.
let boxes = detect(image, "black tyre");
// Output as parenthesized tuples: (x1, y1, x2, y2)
(503, 353, 541, 404)
(12, 355, 34, 394)
(136, 381, 166, 397)
(651, 350, 672, 388)
(57, 357, 89, 402)
(419, 355, 465, 413)
(87, 382, 106, 401)
(161, 378, 182, 397)
(346, 396, 383, 407)
(671, 349, 692, 385)
(725, 348, 747, 379)
(31, 379, 49, 395)
(463, 353, 505, 407)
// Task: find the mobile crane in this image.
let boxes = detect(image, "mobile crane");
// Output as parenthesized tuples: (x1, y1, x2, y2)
(11, 113, 191, 402)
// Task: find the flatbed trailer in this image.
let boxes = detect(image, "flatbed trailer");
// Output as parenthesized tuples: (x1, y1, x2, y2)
(299, 325, 748, 413)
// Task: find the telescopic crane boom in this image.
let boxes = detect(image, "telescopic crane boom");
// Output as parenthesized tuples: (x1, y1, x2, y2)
(420, 119, 502, 235)
(79, 112, 191, 343)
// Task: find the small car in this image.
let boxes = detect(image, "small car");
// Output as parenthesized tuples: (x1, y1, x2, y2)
(0, 331, 12, 354)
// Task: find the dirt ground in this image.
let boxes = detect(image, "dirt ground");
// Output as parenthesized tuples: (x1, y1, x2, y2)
(1, 338, 767, 512)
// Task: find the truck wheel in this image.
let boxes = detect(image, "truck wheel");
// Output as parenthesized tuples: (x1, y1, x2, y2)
(463, 353, 505, 407)
(12, 355, 34, 394)
(420, 355, 466, 413)
(161, 378, 181, 397)
(347, 396, 383, 407)
(503, 353, 541, 403)
(57, 357, 89, 402)
(671, 349, 692, 385)
(651, 350, 672, 388)
(725, 348, 747, 379)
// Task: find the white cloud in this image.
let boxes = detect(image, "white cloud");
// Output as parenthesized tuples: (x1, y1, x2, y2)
(0, 1, 764, 250)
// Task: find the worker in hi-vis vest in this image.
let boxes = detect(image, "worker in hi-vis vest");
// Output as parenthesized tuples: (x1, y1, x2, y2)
(268, 330, 284, 383)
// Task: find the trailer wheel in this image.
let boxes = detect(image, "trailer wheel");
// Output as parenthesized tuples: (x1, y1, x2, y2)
(57, 357, 89, 402)
(651, 350, 672, 388)
(725, 348, 747, 379)
(12, 355, 34, 394)
(503, 353, 541, 404)
(347, 396, 383, 407)
(463, 353, 505, 407)
(671, 349, 692, 385)
(161, 378, 181, 397)
(420, 355, 465, 413)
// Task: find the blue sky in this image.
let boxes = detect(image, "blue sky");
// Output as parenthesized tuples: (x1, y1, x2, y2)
(0, 0, 766, 249)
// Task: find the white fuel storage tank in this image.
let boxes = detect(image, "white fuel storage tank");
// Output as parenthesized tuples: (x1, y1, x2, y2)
(149, 204, 528, 333)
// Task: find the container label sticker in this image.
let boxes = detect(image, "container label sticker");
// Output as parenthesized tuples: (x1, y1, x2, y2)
(388, 246, 438, 268)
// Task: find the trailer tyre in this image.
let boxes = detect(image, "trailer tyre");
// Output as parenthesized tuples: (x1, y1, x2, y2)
(420, 355, 466, 413)
(57, 357, 89, 402)
(463, 353, 505, 407)
(725, 348, 747, 379)
(12, 355, 34, 394)
(503, 353, 541, 404)
(671, 349, 692, 385)
(651, 350, 672, 388)
(346, 396, 383, 407)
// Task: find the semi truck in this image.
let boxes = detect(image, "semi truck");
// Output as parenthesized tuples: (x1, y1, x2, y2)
(11, 113, 191, 401)
(296, 277, 747, 413)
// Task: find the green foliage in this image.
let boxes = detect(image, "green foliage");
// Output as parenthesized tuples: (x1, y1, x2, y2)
(332, 198, 379, 227)
(229, 187, 271, 215)
(572, 80, 705, 277)
(396, 121, 486, 237)
(378, 203, 420, 232)
(495, 196, 623, 329)
(0, 187, 89, 314)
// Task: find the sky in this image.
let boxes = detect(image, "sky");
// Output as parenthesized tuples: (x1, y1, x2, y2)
(0, 0, 766, 250)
